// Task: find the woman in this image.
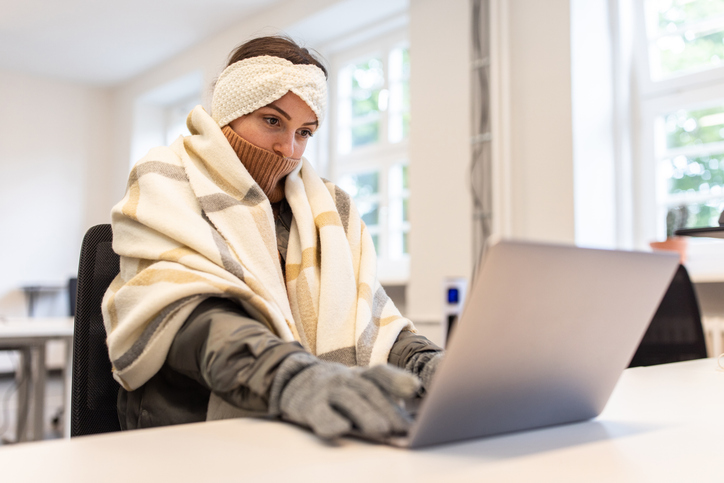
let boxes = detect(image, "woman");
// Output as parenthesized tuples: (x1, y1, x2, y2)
(103, 36, 442, 440)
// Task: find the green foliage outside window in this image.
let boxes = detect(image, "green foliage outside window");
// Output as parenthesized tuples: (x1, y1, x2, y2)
(664, 105, 724, 148)
(649, 2, 724, 231)
(352, 123, 379, 148)
(348, 57, 384, 148)
(661, 104, 724, 228)
(651, 0, 724, 77)
(653, 0, 724, 31)
(664, 153, 724, 193)
(338, 171, 380, 228)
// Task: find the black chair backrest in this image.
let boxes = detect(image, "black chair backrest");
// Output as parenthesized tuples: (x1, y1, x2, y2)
(71, 224, 122, 436)
(629, 264, 708, 367)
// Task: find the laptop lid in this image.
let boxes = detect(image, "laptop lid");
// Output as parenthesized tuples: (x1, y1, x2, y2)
(406, 239, 680, 448)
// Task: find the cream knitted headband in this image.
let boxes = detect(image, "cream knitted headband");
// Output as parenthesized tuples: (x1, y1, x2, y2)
(212, 55, 327, 128)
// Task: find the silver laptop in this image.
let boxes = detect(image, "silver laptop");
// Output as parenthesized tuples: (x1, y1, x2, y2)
(396, 238, 680, 448)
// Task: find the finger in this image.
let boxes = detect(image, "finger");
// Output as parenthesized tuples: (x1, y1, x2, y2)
(344, 377, 414, 435)
(330, 384, 392, 437)
(304, 397, 352, 439)
(420, 353, 443, 389)
(361, 364, 421, 399)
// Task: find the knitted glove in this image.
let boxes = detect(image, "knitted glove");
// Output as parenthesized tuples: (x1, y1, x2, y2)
(406, 351, 444, 392)
(269, 352, 420, 439)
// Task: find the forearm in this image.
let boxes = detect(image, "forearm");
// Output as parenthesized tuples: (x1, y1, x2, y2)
(166, 297, 306, 414)
(388, 330, 443, 392)
(387, 330, 442, 369)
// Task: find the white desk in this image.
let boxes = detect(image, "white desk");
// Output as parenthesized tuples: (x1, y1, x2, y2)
(1, 357, 723, 482)
(0, 317, 74, 442)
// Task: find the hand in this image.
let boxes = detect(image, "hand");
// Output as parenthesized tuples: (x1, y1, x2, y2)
(408, 351, 443, 392)
(271, 353, 420, 439)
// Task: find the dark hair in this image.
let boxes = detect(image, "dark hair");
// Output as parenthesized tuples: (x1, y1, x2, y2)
(226, 36, 328, 78)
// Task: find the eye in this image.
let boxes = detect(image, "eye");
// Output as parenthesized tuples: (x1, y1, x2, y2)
(263, 116, 280, 126)
(298, 129, 314, 139)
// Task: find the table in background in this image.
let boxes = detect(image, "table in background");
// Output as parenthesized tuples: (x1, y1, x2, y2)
(1, 357, 723, 482)
(0, 317, 73, 442)
(20, 285, 67, 317)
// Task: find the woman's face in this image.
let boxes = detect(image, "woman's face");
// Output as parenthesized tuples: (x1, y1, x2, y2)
(228, 92, 318, 159)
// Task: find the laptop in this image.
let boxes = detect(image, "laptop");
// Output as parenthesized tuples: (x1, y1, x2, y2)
(392, 238, 680, 448)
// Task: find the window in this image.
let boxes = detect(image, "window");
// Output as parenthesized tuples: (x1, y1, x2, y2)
(329, 31, 410, 283)
(644, 0, 724, 81)
(652, 102, 724, 236)
(164, 96, 202, 146)
(639, 0, 724, 238)
(637, 0, 724, 279)
(130, 71, 203, 170)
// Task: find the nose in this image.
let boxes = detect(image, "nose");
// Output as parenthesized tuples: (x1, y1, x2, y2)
(273, 132, 295, 158)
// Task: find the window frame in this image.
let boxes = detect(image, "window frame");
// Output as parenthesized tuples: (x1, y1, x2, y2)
(634, 0, 724, 98)
(635, 0, 724, 281)
(327, 28, 411, 284)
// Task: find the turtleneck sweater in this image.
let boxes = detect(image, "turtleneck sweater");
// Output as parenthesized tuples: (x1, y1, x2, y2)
(221, 125, 300, 203)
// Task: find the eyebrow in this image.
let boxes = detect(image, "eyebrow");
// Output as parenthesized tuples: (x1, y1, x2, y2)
(267, 104, 318, 127)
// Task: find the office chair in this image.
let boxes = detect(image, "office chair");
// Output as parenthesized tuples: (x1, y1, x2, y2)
(629, 264, 708, 367)
(71, 224, 122, 436)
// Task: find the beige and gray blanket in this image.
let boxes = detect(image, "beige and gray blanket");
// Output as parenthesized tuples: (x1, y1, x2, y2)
(102, 106, 415, 391)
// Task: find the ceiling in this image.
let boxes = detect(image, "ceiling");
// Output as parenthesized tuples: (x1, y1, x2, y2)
(0, 0, 282, 85)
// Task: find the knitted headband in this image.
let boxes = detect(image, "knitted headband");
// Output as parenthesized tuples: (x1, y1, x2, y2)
(211, 55, 327, 128)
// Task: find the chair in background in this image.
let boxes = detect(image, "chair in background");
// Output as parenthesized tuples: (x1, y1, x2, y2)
(68, 277, 77, 317)
(71, 224, 122, 436)
(629, 264, 708, 367)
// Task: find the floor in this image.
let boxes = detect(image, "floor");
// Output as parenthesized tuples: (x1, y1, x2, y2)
(0, 371, 65, 445)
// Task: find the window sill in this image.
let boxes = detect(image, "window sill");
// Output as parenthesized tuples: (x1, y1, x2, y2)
(681, 237, 724, 283)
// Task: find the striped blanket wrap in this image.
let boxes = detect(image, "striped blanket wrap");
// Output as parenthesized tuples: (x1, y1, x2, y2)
(103, 106, 415, 391)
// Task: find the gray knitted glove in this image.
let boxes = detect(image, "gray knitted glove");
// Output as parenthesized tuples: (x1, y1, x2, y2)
(406, 351, 443, 392)
(269, 352, 420, 439)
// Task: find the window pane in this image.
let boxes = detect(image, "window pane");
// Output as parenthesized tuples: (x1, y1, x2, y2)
(664, 153, 724, 194)
(657, 104, 724, 231)
(165, 98, 199, 145)
(371, 233, 380, 254)
(352, 122, 380, 148)
(389, 46, 410, 144)
(338, 171, 379, 197)
(665, 201, 724, 233)
(664, 105, 724, 148)
(646, 0, 724, 79)
(649, 0, 724, 35)
(338, 56, 384, 152)
(338, 171, 380, 227)
(358, 201, 380, 226)
(403, 231, 409, 255)
(387, 163, 409, 259)
(654, 29, 724, 78)
(689, 200, 724, 227)
(352, 57, 384, 113)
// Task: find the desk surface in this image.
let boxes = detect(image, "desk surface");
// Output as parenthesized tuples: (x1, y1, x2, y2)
(0, 317, 73, 343)
(1, 358, 723, 482)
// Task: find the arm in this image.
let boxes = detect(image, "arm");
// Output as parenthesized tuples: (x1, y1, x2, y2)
(168, 300, 424, 439)
(388, 330, 444, 392)
(387, 330, 442, 369)
(166, 297, 306, 415)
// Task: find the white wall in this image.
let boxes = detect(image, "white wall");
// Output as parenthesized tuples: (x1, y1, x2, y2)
(496, 0, 576, 244)
(406, 0, 473, 325)
(0, 70, 111, 316)
(571, 0, 617, 249)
